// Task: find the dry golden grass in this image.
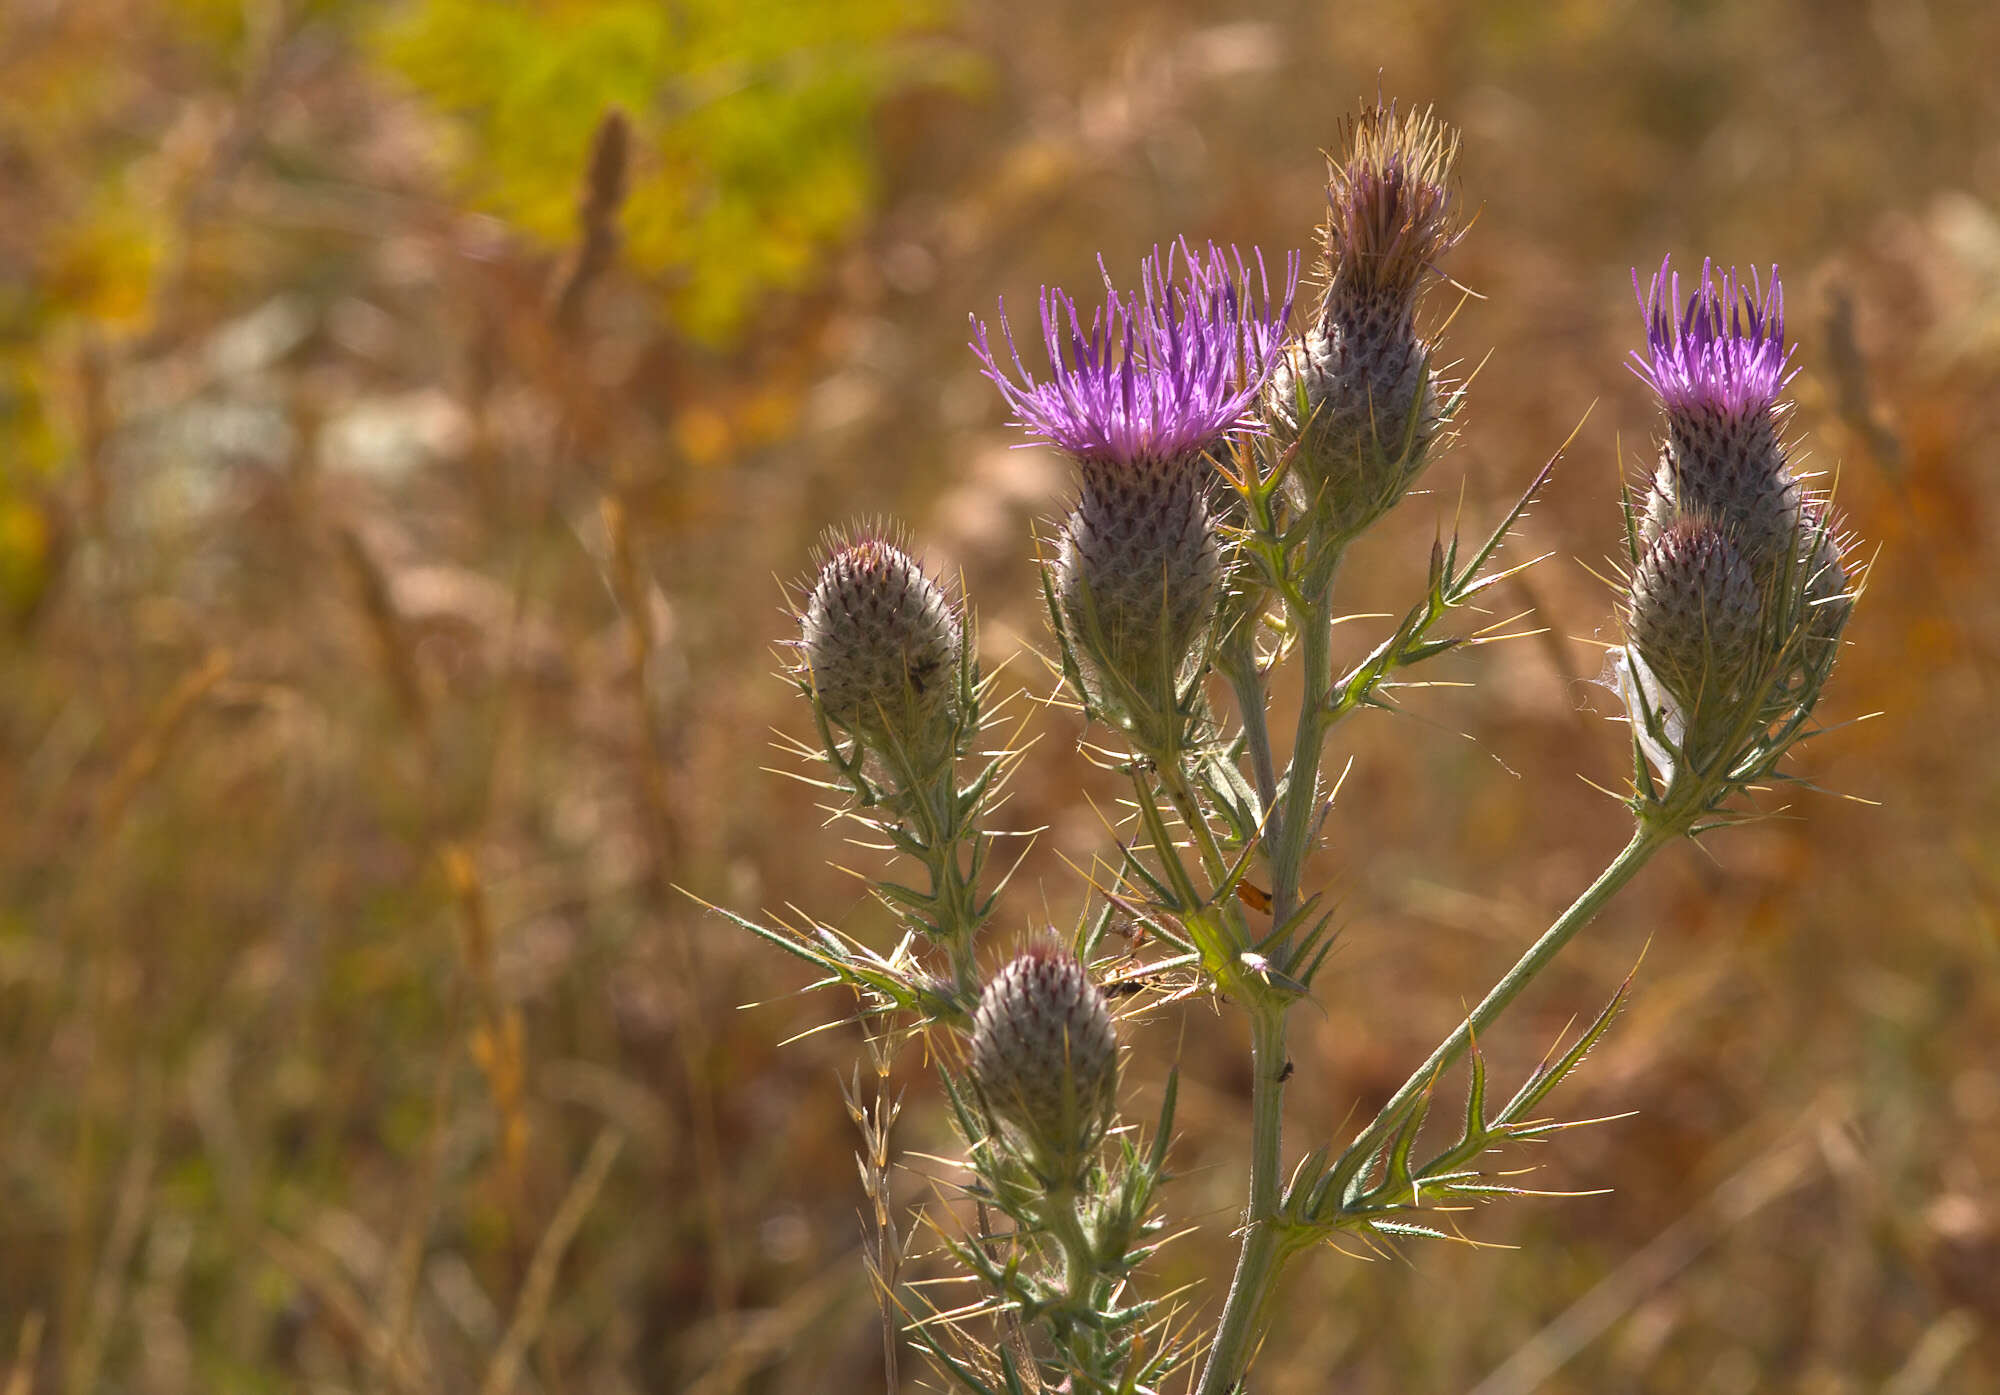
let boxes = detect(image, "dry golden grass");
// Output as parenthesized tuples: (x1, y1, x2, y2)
(3, 2, 1998, 1391)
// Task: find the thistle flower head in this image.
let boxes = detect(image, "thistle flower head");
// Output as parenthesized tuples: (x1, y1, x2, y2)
(798, 529, 965, 761)
(1319, 101, 1464, 325)
(1257, 104, 1468, 552)
(973, 242, 1295, 729)
(970, 944, 1120, 1180)
(970, 240, 1299, 472)
(1617, 263, 1863, 797)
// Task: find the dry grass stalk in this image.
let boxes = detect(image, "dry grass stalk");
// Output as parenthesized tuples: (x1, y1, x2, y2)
(93, 651, 231, 836)
(477, 1128, 625, 1395)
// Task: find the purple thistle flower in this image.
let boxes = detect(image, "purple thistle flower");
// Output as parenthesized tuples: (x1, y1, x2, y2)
(1630, 257, 1804, 578)
(970, 240, 1299, 469)
(1617, 255, 1859, 786)
(1629, 257, 1795, 423)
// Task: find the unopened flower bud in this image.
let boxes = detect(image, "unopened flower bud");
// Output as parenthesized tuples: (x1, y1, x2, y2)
(1626, 517, 1761, 717)
(1266, 103, 1463, 545)
(799, 533, 964, 761)
(970, 946, 1120, 1179)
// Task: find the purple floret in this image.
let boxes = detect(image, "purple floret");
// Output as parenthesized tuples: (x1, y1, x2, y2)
(1629, 257, 1795, 421)
(971, 240, 1299, 468)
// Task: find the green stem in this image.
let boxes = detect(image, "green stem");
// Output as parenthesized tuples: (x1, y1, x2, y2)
(1267, 564, 1340, 935)
(1193, 559, 1343, 1395)
(1220, 639, 1279, 820)
(1319, 820, 1670, 1216)
(1039, 1182, 1095, 1302)
(883, 740, 986, 1000)
(1150, 755, 1235, 894)
(917, 801, 981, 996)
(1197, 823, 1673, 1394)
(1131, 772, 1208, 915)
(1194, 1005, 1290, 1395)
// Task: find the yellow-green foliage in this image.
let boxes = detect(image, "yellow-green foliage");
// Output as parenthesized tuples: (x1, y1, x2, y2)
(0, 3, 185, 621)
(375, 0, 958, 343)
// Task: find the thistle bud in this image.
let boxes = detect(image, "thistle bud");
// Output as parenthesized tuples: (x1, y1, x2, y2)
(1625, 517, 1761, 719)
(970, 945, 1120, 1180)
(799, 532, 964, 766)
(1266, 103, 1464, 545)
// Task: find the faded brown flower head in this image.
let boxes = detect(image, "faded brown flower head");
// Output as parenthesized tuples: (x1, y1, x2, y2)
(1319, 102, 1464, 324)
(1266, 103, 1465, 547)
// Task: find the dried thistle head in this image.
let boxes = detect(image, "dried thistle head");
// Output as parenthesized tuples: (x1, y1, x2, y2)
(1266, 102, 1465, 549)
(1319, 101, 1465, 327)
(969, 944, 1120, 1184)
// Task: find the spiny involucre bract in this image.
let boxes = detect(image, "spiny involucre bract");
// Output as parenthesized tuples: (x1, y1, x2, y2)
(1796, 502, 1855, 686)
(970, 945, 1121, 1183)
(1266, 102, 1466, 546)
(971, 241, 1297, 722)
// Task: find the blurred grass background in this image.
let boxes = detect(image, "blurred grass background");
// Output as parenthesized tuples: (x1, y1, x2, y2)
(3, 0, 1998, 1391)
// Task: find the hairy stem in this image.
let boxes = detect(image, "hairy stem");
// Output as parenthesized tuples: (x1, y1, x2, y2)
(1151, 753, 1236, 894)
(883, 741, 985, 998)
(1194, 1005, 1290, 1395)
(1219, 638, 1279, 821)
(1131, 773, 1209, 915)
(1042, 1183, 1097, 1307)
(1193, 557, 1346, 1394)
(1267, 562, 1340, 937)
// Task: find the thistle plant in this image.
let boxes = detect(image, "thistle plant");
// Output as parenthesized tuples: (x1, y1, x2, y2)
(714, 101, 1865, 1393)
